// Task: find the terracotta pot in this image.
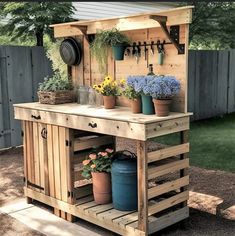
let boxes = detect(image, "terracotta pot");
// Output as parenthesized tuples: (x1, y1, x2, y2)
(153, 99, 172, 117)
(91, 172, 112, 204)
(103, 96, 116, 109)
(130, 98, 142, 113)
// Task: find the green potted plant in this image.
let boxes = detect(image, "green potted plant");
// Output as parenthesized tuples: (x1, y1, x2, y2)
(126, 76, 155, 115)
(38, 72, 74, 105)
(91, 28, 131, 73)
(122, 79, 142, 113)
(93, 75, 121, 109)
(149, 76, 181, 116)
(82, 148, 114, 204)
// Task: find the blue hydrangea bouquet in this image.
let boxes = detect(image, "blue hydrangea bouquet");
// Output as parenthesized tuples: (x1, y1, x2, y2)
(126, 75, 180, 116)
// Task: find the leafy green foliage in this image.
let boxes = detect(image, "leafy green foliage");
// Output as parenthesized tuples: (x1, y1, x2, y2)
(46, 40, 67, 80)
(182, 2, 235, 49)
(38, 73, 73, 92)
(0, 2, 75, 46)
(82, 149, 114, 179)
(122, 85, 140, 100)
(90, 28, 131, 73)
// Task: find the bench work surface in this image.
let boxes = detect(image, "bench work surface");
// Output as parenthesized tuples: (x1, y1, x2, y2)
(14, 102, 191, 124)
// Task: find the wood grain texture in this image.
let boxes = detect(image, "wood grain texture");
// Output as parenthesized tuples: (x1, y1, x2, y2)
(137, 141, 148, 234)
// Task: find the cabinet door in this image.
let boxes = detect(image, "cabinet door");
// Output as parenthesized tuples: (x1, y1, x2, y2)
(23, 121, 49, 194)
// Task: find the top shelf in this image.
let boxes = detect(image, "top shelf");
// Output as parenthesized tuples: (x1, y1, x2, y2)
(14, 102, 192, 125)
(50, 6, 193, 37)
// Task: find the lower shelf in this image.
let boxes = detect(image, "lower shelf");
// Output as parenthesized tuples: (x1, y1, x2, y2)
(24, 187, 189, 236)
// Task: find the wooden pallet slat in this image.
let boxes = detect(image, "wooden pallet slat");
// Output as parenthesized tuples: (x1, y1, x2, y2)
(74, 135, 114, 152)
(85, 203, 113, 217)
(148, 158, 189, 180)
(147, 143, 189, 163)
(33, 122, 40, 189)
(148, 207, 189, 234)
(148, 176, 189, 199)
(38, 123, 49, 195)
(148, 191, 189, 216)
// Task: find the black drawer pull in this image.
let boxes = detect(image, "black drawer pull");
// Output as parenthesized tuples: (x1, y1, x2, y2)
(41, 128, 47, 139)
(31, 114, 41, 120)
(88, 122, 97, 128)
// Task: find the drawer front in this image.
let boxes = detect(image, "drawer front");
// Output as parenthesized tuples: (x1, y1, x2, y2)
(15, 107, 146, 140)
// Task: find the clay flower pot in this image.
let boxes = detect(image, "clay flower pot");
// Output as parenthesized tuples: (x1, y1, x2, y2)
(91, 172, 112, 204)
(103, 95, 116, 109)
(153, 99, 172, 117)
(130, 98, 142, 113)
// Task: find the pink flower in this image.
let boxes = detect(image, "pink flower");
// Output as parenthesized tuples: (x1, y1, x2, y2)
(89, 153, 97, 160)
(105, 148, 113, 153)
(82, 159, 90, 166)
(100, 152, 108, 157)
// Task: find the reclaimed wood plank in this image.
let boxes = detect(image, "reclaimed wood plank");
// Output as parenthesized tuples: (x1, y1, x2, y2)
(148, 159, 189, 180)
(147, 143, 189, 163)
(148, 207, 189, 234)
(137, 140, 148, 234)
(148, 176, 189, 199)
(148, 191, 189, 215)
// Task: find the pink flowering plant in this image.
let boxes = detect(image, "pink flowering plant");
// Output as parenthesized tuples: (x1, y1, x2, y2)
(82, 148, 114, 179)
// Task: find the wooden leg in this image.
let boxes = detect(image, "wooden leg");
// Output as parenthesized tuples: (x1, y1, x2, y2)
(26, 197, 33, 204)
(66, 128, 76, 222)
(137, 140, 148, 235)
(180, 130, 189, 208)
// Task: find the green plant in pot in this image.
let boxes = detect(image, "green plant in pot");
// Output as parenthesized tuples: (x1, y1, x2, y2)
(122, 79, 142, 113)
(91, 28, 131, 73)
(38, 72, 74, 104)
(126, 76, 155, 115)
(149, 76, 181, 116)
(82, 148, 114, 204)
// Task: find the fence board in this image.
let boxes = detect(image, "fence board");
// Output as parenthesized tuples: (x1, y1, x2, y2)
(228, 49, 235, 113)
(0, 46, 52, 149)
(6, 46, 33, 147)
(188, 50, 231, 121)
(0, 46, 11, 148)
(31, 47, 53, 101)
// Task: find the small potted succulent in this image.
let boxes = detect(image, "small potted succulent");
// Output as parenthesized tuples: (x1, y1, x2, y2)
(149, 76, 180, 116)
(82, 148, 114, 204)
(38, 72, 74, 104)
(126, 76, 155, 115)
(122, 79, 142, 113)
(93, 75, 121, 109)
(91, 28, 131, 73)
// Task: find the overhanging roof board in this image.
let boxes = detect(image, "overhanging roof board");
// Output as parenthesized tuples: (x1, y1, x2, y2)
(50, 6, 193, 38)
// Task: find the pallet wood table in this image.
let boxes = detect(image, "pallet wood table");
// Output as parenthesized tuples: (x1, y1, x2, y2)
(14, 103, 191, 236)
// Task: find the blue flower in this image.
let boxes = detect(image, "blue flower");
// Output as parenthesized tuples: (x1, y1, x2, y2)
(126, 75, 180, 99)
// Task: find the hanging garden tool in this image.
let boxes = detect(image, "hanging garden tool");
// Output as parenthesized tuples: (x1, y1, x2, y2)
(144, 41, 149, 68)
(150, 41, 154, 55)
(157, 40, 165, 65)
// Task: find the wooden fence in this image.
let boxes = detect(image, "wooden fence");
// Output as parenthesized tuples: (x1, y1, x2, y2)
(188, 49, 235, 121)
(0, 46, 53, 149)
(0, 47, 235, 149)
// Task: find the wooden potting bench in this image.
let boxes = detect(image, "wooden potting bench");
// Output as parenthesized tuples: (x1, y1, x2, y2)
(14, 6, 193, 236)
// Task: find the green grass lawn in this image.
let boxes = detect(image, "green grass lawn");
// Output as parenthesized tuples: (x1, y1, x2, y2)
(154, 113, 235, 173)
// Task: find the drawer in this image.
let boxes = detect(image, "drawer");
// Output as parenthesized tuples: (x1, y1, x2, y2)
(14, 107, 146, 140)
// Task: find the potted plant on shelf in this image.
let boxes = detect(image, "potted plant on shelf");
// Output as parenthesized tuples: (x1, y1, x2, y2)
(122, 79, 142, 113)
(38, 72, 74, 105)
(126, 75, 155, 115)
(82, 148, 113, 204)
(149, 76, 181, 116)
(93, 75, 121, 109)
(91, 28, 131, 73)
